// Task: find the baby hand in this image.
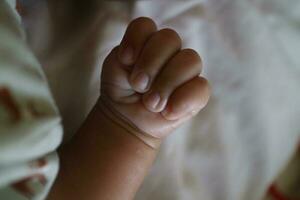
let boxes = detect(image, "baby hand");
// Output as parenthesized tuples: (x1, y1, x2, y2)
(99, 17, 210, 148)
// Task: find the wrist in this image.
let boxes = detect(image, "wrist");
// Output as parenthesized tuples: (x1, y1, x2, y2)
(96, 96, 162, 150)
(49, 101, 160, 200)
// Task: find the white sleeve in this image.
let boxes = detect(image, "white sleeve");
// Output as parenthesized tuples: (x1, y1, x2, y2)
(0, 0, 63, 199)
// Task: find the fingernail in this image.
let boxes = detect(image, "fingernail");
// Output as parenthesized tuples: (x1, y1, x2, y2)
(145, 92, 160, 110)
(191, 110, 198, 116)
(120, 46, 134, 65)
(132, 72, 149, 92)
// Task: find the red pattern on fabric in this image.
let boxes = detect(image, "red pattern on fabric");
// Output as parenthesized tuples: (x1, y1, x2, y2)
(0, 87, 21, 122)
(268, 184, 292, 200)
(15, 0, 26, 17)
(27, 101, 46, 118)
(29, 158, 47, 168)
(11, 174, 47, 198)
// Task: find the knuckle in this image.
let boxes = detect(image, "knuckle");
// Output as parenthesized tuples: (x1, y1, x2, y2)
(180, 49, 202, 72)
(129, 17, 157, 31)
(155, 28, 182, 47)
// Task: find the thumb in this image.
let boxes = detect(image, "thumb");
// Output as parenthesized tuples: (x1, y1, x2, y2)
(100, 46, 140, 103)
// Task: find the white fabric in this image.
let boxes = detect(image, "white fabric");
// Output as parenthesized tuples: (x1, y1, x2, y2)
(0, 0, 62, 199)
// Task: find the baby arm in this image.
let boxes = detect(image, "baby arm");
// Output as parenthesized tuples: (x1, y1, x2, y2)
(47, 17, 210, 200)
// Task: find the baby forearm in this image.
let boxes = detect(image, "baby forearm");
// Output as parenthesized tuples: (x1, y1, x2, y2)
(47, 106, 159, 200)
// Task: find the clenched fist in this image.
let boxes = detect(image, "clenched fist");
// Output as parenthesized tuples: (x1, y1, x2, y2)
(99, 17, 210, 148)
